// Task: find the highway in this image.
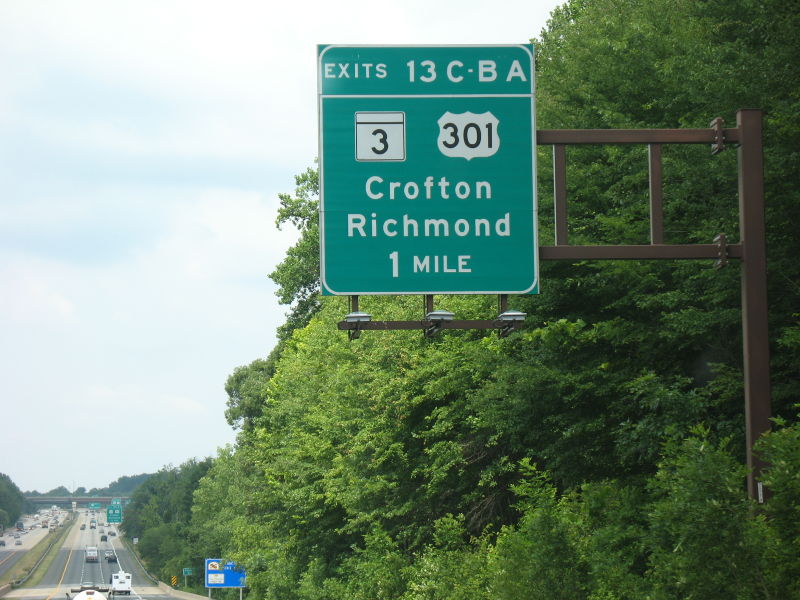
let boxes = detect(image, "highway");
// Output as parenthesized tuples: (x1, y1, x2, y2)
(3, 512, 176, 600)
(0, 513, 54, 580)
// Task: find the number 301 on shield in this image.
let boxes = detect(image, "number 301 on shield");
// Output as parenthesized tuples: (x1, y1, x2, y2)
(355, 112, 406, 161)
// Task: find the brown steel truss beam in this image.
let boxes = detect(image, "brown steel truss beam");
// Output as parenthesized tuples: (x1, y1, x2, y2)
(337, 111, 770, 503)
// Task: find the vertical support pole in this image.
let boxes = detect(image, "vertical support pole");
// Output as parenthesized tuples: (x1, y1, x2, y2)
(425, 295, 434, 315)
(499, 294, 508, 314)
(553, 145, 568, 245)
(648, 143, 664, 244)
(350, 295, 359, 313)
(737, 109, 771, 501)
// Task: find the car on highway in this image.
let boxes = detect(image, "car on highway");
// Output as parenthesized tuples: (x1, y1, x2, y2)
(105, 551, 117, 562)
(109, 531, 116, 536)
(80, 524, 86, 530)
(100, 535, 108, 542)
(15, 539, 22, 545)
(0, 540, 5, 546)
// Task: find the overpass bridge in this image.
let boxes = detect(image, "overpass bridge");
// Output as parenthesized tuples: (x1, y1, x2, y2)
(25, 496, 130, 506)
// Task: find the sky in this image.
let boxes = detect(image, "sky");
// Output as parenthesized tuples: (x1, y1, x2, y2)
(0, 0, 562, 493)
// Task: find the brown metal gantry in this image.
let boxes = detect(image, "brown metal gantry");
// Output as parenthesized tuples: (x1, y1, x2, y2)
(338, 109, 770, 501)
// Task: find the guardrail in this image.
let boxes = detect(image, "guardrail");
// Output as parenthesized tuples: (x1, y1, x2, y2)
(120, 536, 159, 585)
(13, 517, 73, 587)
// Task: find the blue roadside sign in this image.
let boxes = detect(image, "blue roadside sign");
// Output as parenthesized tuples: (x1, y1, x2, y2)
(205, 559, 246, 588)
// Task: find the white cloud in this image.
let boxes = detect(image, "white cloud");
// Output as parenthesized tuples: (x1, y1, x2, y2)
(0, 0, 561, 492)
(0, 258, 77, 323)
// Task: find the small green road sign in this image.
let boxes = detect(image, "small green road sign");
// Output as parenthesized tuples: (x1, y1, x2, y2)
(183, 568, 193, 576)
(318, 45, 538, 295)
(106, 505, 122, 524)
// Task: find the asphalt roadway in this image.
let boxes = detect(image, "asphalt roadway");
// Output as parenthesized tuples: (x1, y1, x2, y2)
(1, 512, 183, 600)
(0, 513, 56, 580)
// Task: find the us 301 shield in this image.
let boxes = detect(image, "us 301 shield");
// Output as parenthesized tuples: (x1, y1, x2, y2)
(437, 111, 500, 160)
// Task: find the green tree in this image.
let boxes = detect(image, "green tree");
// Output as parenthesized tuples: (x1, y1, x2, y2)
(757, 415, 800, 598)
(122, 459, 212, 578)
(0, 473, 25, 525)
(224, 357, 276, 432)
(647, 428, 774, 599)
(269, 166, 321, 341)
(147, 0, 800, 596)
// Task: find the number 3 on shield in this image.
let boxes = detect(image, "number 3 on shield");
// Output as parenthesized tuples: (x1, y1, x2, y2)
(371, 128, 388, 154)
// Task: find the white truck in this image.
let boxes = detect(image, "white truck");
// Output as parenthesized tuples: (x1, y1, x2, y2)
(110, 571, 132, 595)
(85, 547, 99, 563)
(67, 583, 109, 600)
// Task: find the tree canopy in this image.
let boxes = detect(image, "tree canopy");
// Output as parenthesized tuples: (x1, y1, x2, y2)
(0, 473, 25, 527)
(134, 1, 800, 598)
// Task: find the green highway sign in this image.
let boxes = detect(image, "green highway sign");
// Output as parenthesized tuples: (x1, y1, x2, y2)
(183, 568, 193, 576)
(107, 505, 122, 523)
(318, 45, 538, 295)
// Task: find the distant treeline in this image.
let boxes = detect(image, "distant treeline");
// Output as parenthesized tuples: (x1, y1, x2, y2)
(0, 473, 27, 527)
(25, 473, 152, 497)
(121, 1, 800, 598)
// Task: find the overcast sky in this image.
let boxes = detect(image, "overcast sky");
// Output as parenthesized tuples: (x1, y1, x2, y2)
(0, 0, 562, 493)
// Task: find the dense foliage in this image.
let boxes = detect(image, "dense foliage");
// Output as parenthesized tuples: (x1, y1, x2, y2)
(121, 460, 212, 582)
(89, 473, 153, 497)
(24, 474, 151, 498)
(129, 1, 800, 598)
(0, 473, 26, 529)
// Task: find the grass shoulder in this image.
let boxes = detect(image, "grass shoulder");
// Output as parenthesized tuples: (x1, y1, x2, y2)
(0, 516, 74, 588)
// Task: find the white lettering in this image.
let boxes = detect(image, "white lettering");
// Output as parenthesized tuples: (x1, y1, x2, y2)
(506, 59, 527, 82)
(447, 60, 464, 82)
(438, 177, 450, 199)
(425, 219, 449, 237)
(424, 176, 434, 199)
(478, 60, 497, 82)
(495, 213, 511, 236)
(413, 255, 429, 272)
(345, 213, 510, 239)
(413, 255, 472, 273)
(403, 215, 419, 237)
(348, 214, 366, 236)
(325, 63, 387, 79)
(366, 176, 383, 199)
(363, 176, 492, 201)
